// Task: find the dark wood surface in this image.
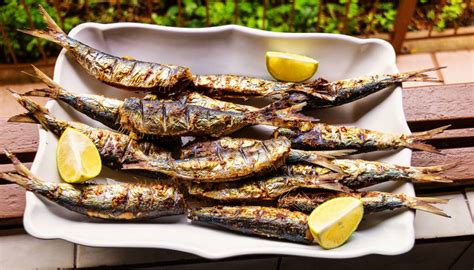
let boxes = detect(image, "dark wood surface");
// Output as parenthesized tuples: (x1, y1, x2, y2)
(0, 83, 473, 226)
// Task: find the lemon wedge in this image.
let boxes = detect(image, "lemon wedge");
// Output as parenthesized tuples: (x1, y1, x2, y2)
(308, 197, 364, 249)
(266, 51, 319, 82)
(57, 127, 101, 183)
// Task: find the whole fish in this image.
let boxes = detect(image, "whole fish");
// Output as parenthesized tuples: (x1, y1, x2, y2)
(187, 173, 348, 201)
(8, 92, 172, 170)
(278, 191, 449, 217)
(1, 151, 185, 220)
(188, 206, 313, 244)
(272, 68, 444, 109)
(274, 122, 448, 153)
(286, 160, 453, 189)
(24, 66, 311, 138)
(20, 5, 192, 93)
(193, 69, 443, 109)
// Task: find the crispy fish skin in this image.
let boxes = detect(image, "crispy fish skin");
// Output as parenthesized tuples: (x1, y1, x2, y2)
(20, 6, 192, 92)
(180, 137, 353, 173)
(123, 137, 291, 182)
(286, 160, 452, 189)
(278, 191, 449, 217)
(8, 93, 172, 170)
(1, 151, 185, 220)
(274, 122, 448, 153)
(188, 206, 313, 244)
(187, 173, 347, 201)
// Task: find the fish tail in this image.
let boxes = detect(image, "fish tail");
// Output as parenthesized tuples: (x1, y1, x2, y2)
(0, 150, 40, 187)
(406, 196, 450, 217)
(17, 5, 68, 47)
(287, 149, 347, 173)
(405, 125, 451, 153)
(22, 66, 62, 99)
(413, 172, 452, 183)
(251, 102, 318, 127)
(7, 90, 64, 135)
(397, 67, 445, 83)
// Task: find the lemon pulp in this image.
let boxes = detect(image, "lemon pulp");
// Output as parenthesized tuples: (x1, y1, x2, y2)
(56, 127, 101, 183)
(308, 197, 364, 249)
(266, 51, 319, 82)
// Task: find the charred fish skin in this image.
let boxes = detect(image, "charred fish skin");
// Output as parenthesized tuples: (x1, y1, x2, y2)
(20, 6, 192, 92)
(8, 93, 172, 170)
(276, 68, 443, 109)
(119, 97, 249, 137)
(275, 123, 447, 154)
(188, 206, 312, 244)
(1, 151, 185, 220)
(277, 191, 449, 217)
(124, 137, 291, 182)
(285, 160, 451, 189)
(187, 172, 346, 201)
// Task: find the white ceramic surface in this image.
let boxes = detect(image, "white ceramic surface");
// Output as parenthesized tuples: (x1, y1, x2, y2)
(24, 23, 415, 259)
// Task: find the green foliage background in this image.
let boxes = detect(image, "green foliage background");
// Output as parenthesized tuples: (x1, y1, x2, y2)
(0, 0, 470, 64)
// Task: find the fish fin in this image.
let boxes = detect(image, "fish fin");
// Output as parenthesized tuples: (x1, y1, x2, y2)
(3, 150, 41, 183)
(406, 196, 450, 217)
(0, 172, 30, 188)
(414, 173, 452, 183)
(7, 88, 50, 114)
(406, 142, 440, 154)
(415, 196, 450, 204)
(8, 113, 38, 124)
(17, 5, 67, 46)
(417, 163, 457, 173)
(252, 102, 318, 128)
(317, 182, 352, 193)
(26, 65, 62, 90)
(399, 67, 445, 83)
(406, 125, 451, 153)
(310, 149, 357, 158)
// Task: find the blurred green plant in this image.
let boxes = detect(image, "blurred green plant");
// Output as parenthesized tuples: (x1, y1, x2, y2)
(0, 0, 471, 64)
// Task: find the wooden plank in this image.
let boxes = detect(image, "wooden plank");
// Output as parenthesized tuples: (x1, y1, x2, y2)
(403, 83, 474, 131)
(0, 119, 38, 154)
(413, 147, 474, 189)
(0, 184, 25, 220)
(425, 128, 474, 149)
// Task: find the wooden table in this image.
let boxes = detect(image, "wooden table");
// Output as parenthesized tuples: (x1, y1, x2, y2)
(0, 83, 473, 269)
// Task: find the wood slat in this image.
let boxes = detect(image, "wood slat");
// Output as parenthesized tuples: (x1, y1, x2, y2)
(413, 147, 474, 189)
(403, 83, 474, 131)
(0, 119, 38, 155)
(0, 184, 25, 221)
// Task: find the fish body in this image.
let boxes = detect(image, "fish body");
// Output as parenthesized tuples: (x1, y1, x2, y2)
(1, 151, 185, 220)
(275, 122, 447, 153)
(124, 137, 292, 182)
(193, 69, 442, 109)
(21, 6, 192, 93)
(188, 206, 312, 244)
(278, 191, 449, 217)
(187, 173, 347, 201)
(286, 160, 452, 189)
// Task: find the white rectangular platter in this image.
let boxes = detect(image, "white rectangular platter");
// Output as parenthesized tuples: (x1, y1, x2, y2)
(24, 23, 415, 259)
